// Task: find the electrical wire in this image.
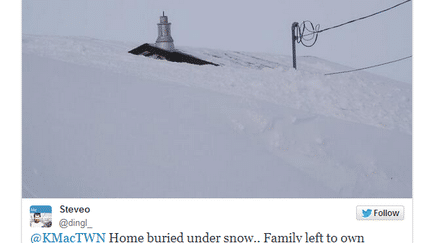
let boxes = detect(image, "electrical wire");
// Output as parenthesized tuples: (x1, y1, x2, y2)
(324, 55, 412, 75)
(292, 1, 412, 70)
(302, 0, 411, 38)
(296, 21, 320, 47)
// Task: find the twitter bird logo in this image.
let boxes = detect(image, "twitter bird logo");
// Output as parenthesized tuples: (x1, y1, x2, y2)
(362, 209, 372, 218)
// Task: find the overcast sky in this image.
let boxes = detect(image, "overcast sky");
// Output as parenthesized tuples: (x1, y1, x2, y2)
(22, 0, 412, 83)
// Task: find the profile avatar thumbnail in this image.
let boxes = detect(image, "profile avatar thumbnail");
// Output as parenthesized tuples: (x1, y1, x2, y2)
(30, 205, 52, 228)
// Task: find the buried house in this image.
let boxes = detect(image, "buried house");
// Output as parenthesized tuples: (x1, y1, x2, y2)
(129, 12, 218, 66)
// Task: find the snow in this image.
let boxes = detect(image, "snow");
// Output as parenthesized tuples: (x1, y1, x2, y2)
(22, 35, 411, 198)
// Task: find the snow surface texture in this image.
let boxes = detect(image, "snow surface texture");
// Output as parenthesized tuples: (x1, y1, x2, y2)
(22, 35, 411, 198)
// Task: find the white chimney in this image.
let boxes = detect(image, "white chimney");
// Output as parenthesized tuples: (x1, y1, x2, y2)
(155, 12, 175, 51)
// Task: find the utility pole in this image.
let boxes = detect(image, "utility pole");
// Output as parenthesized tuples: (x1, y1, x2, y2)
(291, 22, 299, 69)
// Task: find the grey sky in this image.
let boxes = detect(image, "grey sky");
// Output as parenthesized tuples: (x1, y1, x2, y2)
(22, 0, 412, 83)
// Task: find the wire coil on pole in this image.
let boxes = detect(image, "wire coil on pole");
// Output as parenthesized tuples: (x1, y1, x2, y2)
(296, 21, 320, 47)
(290, 0, 411, 70)
(291, 21, 319, 69)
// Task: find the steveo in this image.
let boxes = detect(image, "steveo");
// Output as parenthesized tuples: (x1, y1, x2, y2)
(60, 205, 90, 213)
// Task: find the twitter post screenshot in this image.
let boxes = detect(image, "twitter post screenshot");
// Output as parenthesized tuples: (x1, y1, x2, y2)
(11, 0, 426, 242)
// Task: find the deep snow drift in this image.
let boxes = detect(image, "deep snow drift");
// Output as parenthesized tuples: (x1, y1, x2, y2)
(22, 35, 411, 198)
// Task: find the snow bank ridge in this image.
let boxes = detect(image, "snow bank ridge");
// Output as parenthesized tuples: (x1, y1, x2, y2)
(23, 34, 411, 134)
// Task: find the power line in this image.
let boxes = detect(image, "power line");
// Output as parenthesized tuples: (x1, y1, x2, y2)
(324, 55, 412, 76)
(291, 0, 412, 70)
(316, 0, 411, 34)
(302, 0, 411, 38)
